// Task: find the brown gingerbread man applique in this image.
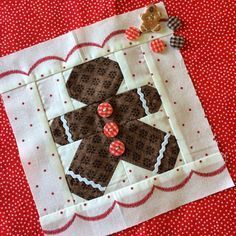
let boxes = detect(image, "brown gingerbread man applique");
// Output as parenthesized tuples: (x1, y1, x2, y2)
(140, 4, 162, 33)
(50, 57, 180, 200)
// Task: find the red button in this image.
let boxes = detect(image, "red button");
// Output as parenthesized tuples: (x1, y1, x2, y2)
(104, 122, 119, 138)
(150, 39, 165, 53)
(97, 102, 113, 118)
(125, 26, 141, 41)
(109, 140, 125, 157)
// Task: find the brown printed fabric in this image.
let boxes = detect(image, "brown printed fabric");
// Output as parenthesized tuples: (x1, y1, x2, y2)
(158, 135, 180, 174)
(50, 57, 180, 200)
(50, 85, 162, 145)
(66, 175, 104, 200)
(66, 57, 124, 105)
(66, 120, 179, 199)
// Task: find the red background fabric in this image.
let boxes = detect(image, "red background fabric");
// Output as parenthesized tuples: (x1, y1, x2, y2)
(0, 0, 235, 235)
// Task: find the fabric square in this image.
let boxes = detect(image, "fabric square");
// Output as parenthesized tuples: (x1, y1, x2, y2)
(0, 2, 233, 236)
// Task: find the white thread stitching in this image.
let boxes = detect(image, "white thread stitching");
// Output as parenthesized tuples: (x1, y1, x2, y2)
(60, 115, 74, 143)
(153, 133, 171, 174)
(67, 170, 106, 192)
(137, 88, 151, 116)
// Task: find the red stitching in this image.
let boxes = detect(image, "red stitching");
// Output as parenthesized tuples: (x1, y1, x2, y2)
(76, 201, 116, 221)
(117, 185, 155, 208)
(0, 30, 126, 79)
(43, 164, 226, 235)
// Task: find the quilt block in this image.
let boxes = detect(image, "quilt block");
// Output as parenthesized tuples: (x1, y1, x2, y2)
(0, 2, 234, 235)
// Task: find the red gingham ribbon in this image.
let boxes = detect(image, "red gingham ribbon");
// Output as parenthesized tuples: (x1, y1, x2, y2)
(125, 26, 141, 41)
(150, 39, 165, 53)
(97, 102, 113, 118)
(109, 140, 125, 157)
(103, 122, 119, 138)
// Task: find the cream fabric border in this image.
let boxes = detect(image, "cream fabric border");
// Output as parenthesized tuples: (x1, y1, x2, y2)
(40, 154, 233, 236)
(0, 2, 171, 94)
(0, 2, 234, 235)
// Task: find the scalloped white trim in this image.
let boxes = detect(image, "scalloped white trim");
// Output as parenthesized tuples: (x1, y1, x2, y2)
(60, 115, 74, 143)
(137, 88, 151, 116)
(67, 170, 106, 192)
(153, 133, 171, 174)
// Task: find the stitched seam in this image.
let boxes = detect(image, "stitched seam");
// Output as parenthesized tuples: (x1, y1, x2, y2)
(43, 164, 226, 234)
(0, 30, 126, 80)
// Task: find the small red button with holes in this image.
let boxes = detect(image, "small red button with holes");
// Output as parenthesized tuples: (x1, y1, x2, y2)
(109, 140, 125, 157)
(97, 102, 113, 118)
(125, 26, 141, 41)
(104, 122, 119, 138)
(150, 39, 165, 53)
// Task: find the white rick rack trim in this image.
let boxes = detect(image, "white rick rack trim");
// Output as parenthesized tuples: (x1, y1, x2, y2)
(67, 170, 106, 192)
(60, 115, 74, 143)
(137, 88, 151, 116)
(153, 133, 171, 174)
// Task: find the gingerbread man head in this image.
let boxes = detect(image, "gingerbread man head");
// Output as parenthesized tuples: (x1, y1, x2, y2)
(140, 4, 162, 33)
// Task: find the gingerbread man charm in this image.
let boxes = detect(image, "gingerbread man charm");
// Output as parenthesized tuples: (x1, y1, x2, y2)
(140, 4, 162, 33)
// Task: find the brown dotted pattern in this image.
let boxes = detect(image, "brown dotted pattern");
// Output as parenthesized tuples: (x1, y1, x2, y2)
(66, 57, 123, 104)
(50, 85, 161, 145)
(67, 120, 179, 199)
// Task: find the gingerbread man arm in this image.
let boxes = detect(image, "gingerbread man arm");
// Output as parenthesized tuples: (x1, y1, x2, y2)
(140, 13, 149, 32)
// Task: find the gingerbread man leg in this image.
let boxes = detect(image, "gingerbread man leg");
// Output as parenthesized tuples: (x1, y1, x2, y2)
(152, 24, 161, 32)
(140, 24, 149, 33)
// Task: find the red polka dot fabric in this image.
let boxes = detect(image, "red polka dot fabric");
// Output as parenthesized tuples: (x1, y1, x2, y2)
(0, 0, 235, 235)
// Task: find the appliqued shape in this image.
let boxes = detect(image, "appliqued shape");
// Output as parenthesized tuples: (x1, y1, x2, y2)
(50, 85, 162, 145)
(118, 121, 179, 171)
(170, 35, 185, 48)
(150, 39, 165, 53)
(140, 4, 162, 33)
(97, 102, 113, 118)
(109, 140, 125, 156)
(125, 26, 141, 41)
(65, 120, 179, 200)
(167, 16, 181, 30)
(66, 133, 120, 200)
(66, 57, 124, 104)
(104, 122, 119, 138)
(50, 60, 180, 200)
